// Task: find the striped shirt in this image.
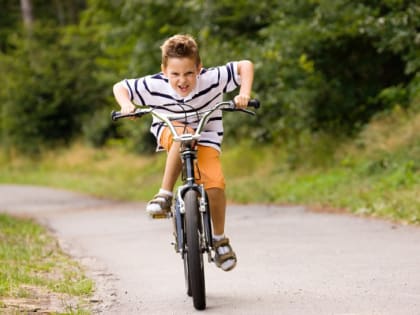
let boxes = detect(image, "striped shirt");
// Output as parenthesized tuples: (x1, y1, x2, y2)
(122, 62, 241, 152)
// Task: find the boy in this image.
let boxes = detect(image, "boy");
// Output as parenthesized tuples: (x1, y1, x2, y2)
(113, 34, 254, 271)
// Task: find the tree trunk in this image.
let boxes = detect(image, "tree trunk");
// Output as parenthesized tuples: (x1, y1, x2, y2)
(20, 0, 34, 31)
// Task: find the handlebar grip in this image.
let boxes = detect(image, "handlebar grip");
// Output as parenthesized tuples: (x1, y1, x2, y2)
(111, 110, 144, 121)
(111, 110, 137, 121)
(248, 99, 260, 109)
(111, 110, 121, 121)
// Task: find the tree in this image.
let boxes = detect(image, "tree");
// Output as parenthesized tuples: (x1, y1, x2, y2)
(20, 0, 34, 31)
(0, 0, 106, 154)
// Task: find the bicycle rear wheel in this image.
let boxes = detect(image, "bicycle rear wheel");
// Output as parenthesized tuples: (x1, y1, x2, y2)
(184, 189, 206, 310)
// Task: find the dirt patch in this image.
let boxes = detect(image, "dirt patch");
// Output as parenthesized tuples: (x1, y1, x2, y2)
(308, 204, 349, 214)
(0, 284, 90, 314)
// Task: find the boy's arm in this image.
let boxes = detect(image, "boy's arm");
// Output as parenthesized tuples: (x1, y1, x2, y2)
(113, 82, 136, 114)
(235, 60, 254, 109)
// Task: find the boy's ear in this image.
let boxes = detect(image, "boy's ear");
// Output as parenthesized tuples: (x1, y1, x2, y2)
(161, 64, 166, 75)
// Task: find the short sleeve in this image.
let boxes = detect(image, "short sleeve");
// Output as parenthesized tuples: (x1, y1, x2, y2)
(123, 78, 146, 106)
(223, 62, 241, 93)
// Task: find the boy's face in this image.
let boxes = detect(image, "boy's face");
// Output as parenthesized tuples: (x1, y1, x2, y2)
(162, 57, 201, 97)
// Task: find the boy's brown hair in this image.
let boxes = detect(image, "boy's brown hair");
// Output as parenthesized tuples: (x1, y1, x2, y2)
(161, 34, 201, 68)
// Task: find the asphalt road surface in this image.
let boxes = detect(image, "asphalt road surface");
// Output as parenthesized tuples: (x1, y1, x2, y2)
(1, 184, 420, 315)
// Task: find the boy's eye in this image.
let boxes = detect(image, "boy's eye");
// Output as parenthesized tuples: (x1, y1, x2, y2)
(169, 71, 195, 77)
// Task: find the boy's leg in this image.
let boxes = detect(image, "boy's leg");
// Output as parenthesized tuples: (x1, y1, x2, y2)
(161, 141, 182, 191)
(206, 188, 226, 235)
(207, 188, 236, 272)
(146, 142, 180, 216)
(196, 146, 237, 271)
(146, 124, 190, 216)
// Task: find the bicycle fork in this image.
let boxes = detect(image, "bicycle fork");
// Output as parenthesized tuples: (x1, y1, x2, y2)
(171, 143, 213, 261)
(172, 185, 213, 262)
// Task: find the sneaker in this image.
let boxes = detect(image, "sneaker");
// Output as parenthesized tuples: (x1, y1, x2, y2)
(213, 237, 237, 271)
(146, 193, 172, 219)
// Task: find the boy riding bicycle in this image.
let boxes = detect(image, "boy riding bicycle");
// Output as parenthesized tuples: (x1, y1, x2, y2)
(113, 34, 254, 272)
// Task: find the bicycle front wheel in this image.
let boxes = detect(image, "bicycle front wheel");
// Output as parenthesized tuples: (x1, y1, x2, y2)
(184, 189, 206, 310)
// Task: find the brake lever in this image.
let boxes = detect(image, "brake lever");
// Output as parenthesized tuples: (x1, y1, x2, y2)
(239, 108, 256, 115)
(222, 108, 256, 115)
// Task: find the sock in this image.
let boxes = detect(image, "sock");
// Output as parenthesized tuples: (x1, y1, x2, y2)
(213, 234, 225, 241)
(159, 188, 173, 197)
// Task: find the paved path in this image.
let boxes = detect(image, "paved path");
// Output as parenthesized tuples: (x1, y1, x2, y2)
(1, 184, 420, 315)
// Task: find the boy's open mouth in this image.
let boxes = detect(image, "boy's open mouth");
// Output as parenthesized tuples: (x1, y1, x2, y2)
(178, 85, 189, 93)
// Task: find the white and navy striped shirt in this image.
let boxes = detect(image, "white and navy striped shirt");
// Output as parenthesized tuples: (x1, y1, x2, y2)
(122, 62, 241, 152)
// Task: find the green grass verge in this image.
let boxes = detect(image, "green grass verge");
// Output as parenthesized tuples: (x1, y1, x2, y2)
(0, 144, 165, 201)
(227, 157, 420, 223)
(0, 137, 418, 225)
(0, 213, 93, 314)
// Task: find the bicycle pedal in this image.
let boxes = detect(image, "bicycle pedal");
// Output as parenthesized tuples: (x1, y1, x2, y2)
(151, 212, 172, 219)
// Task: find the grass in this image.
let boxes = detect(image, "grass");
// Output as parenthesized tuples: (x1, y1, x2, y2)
(0, 105, 419, 222)
(0, 213, 93, 314)
(226, 105, 420, 224)
(0, 144, 166, 201)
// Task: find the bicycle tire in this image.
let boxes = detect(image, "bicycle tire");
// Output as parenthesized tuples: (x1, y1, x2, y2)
(184, 189, 206, 310)
(183, 254, 192, 297)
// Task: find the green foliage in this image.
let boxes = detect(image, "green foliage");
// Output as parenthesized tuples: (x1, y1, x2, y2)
(0, 0, 21, 52)
(0, 0, 419, 155)
(0, 17, 108, 154)
(255, 0, 418, 140)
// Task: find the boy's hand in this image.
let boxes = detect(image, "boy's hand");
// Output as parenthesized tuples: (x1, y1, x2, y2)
(234, 94, 250, 109)
(120, 103, 136, 115)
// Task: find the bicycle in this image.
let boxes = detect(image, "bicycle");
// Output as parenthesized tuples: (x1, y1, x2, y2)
(111, 99, 260, 310)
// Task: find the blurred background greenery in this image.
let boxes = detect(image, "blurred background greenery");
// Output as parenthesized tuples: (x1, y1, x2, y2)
(1, 0, 418, 154)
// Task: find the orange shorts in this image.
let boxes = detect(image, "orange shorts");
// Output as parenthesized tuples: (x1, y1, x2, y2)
(159, 124, 225, 190)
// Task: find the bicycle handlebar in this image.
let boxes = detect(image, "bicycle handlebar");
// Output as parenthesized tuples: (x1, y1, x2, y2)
(111, 99, 260, 142)
(111, 99, 259, 121)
